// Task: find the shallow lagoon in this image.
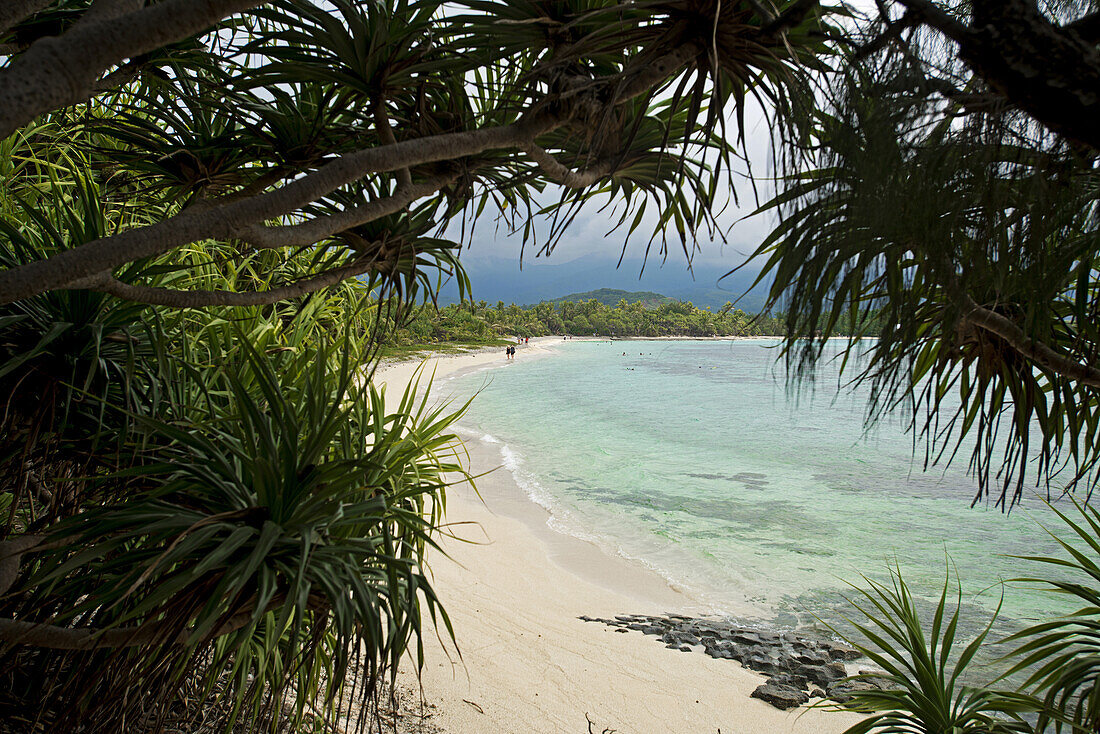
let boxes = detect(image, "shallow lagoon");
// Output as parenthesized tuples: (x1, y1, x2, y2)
(443, 339, 1074, 643)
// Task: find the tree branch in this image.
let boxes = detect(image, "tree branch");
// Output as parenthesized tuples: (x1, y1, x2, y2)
(0, 0, 262, 140)
(0, 535, 47, 597)
(0, 0, 53, 36)
(899, 0, 1100, 150)
(854, 10, 916, 59)
(616, 44, 700, 103)
(960, 295, 1100, 389)
(374, 97, 412, 189)
(0, 114, 559, 303)
(0, 43, 710, 304)
(72, 0, 146, 29)
(523, 144, 613, 188)
(895, 0, 970, 43)
(92, 59, 142, 93)
(242, 177, 453, 249)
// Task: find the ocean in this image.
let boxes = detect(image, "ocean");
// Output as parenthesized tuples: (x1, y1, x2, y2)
(440, 338, 1076, 647)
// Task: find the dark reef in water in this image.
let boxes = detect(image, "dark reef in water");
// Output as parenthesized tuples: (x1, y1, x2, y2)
(580, 613, 890, 710)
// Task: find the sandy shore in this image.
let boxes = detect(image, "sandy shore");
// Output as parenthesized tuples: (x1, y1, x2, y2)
(376, 337, 862, 734)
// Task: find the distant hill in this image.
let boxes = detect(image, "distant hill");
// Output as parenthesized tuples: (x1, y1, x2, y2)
(538, 288, 676, 308)
(436, 254, 771, 312)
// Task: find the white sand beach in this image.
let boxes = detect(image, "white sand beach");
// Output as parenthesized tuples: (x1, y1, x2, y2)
(376, 338, 863, 734)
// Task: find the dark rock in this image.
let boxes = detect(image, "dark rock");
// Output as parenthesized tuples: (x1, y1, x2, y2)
(582, 612, 867, 705)
(768, 673, 810, 690)
(810, 688, 827, 699)
(827, 677, 891, 703)
(799, 661, 849, 688)
(745, 653, 785, 676)
(794, 649, 830, 666)
(751, 683, 809, 711)
(730, 631, 770, 647)
(824, 642, 863, 661)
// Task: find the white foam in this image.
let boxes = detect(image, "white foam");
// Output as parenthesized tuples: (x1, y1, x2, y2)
(499, 444, 554, 509)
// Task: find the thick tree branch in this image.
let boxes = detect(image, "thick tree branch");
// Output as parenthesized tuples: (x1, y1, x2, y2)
(0, 43, 700, 304)
(92, 60, 142, 93)
(374, 98, 412, 189)
(0, 0, 53, 36)
(523, 145, 613, 188)
(961, 295, 1100, 389)
(0, 114, 560, 303)
(0, 535, 47, 597)
(243, 177, 453, 249)
(899, 0, 1100, 150)
(72, 0, 146, 29)
(616, 44, 699, 102)
(0, 0, 262, 139)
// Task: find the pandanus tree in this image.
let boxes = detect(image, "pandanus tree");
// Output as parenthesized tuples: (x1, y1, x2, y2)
(0, 1, 837, 732)
(755, 0, 1100, 507)
(746, 3, 1100, 730)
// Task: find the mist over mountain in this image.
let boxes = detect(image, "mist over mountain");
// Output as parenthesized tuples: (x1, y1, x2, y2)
(438, 254, 771, 312)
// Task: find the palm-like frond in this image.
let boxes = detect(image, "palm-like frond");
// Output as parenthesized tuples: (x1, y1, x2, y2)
(1004, 499, 1100, 732)
(755, 56, 1100, 506)
(827, 564, 1032, 734)
(0, 161, 162, 527)
(3, 335, 470, 732)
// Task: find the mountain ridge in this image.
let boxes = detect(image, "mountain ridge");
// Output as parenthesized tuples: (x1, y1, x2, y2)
(534, 288, 677, 308)
(438, 253, 770, 312)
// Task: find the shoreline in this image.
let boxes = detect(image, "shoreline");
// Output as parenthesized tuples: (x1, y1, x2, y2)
(376, 338, 863, 733)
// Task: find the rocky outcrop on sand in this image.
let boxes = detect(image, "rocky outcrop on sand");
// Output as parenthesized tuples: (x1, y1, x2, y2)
(580, 613, 881, 710)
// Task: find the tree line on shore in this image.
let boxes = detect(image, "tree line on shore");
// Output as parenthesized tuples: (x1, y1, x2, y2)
(384, 298, 789, 347)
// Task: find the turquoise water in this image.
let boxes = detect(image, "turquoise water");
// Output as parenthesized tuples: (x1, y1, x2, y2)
(442, 339, 1076, 642)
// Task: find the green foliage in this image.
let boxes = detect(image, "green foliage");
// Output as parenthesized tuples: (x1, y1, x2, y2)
(5, 339, 467, 731)
(1004, 500, 1100, 733)
(0, 161, 163, 523)
(829, 565, 1031, 734)
(0, 115, 468, 733)
(833, 500, 1100, 734)
(758, 28, 1100, 507)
